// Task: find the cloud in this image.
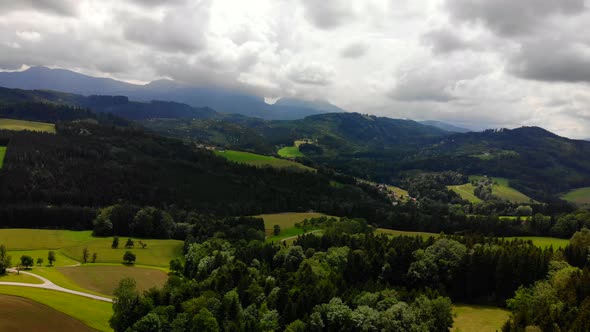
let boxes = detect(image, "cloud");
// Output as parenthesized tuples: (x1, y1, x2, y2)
(0, 0, 80, 16)
(301, 0, 356, 29)
(122, 2, 211, 53)
(340, 42, 368, 58)
(422, 27, 473, 54)
(285, 61, 335, 86)
(509, 40, 590, 83)
(445, 0, 586, 37)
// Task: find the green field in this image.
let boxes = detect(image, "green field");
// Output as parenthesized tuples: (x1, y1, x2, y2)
(376, 228, 440, 240)
(0, 118, 56, 133)
(387, 185, 409, 198)
(452, 304, 509, 332)
(256, 212, 330, 236)
(448, 183, 482, 203)
(377, 228, 568, 249)
(0, 229, 183, 267)
(57, 265, 168, 296)
(561, 187, 590, 205)
(0, 271, 43, 284)
(0, 287, 112, 331)
(0, 295, 97, 332)
(0, 146, 5, 169)
(215, 150, 314, 172)
(278, 145, 304, 158)
(449, 176, 532, 203)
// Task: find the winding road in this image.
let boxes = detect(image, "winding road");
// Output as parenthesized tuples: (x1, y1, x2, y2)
(0, 268, 113, 303)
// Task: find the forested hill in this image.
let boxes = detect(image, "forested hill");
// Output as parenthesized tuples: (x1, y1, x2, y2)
(398, 127, 590, 200)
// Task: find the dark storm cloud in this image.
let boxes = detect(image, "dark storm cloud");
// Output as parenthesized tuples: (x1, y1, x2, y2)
(446, 0, 586, 36)
(301, 0, 355, 29)
(0, 0, 80, 16)
(510, 40, 590, 83)
(340, 42, 368, 58)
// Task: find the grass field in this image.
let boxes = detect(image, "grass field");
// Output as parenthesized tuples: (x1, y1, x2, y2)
(561, 187, 590, 205)
(387, 185, 409, 198)
(448, 183, 482, 203)
(277, 145, 304, 158)
(0, 295, 97, 332)
(376, 228, 569, 249)
(0, 146, 5, 169)
(0, 229, 183, 267)
(452, 304, 510, 332)
(449, 176, 532, 204)
(0, 118, 56, 133)
(256, 212, 330, 236)
(0, 287, 112, 331)
(0, 271, 43, 284)
(376, 228, 440, 240)
(215, 150, 314, 172)
(57, 265, 168, 295)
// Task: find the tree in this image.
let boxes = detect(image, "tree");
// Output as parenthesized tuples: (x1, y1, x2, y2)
(0, 245, 12, 274)
(170, 257, 183, 275)
(82, 247, 90, 263)
(47, 251, 56, 266)
(110, 278, 144, 332)
(112, 236, 120, 249)
(20, 255, 34, 269)
(92, 252, 98, 263)
(273, 224, 281, 236)
(125, 238, 135, 249)
(123, 251, 136, 264)
(192, 309, 219, 332)
(139, 241, 147, 249)
(36, 257, 44, 266)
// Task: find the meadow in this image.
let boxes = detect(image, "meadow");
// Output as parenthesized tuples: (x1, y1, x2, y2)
(452, 304, 510, 332)
(0, 146, 5, 169)
(57, 265, 168, 295)
(256, 212, 330, 236)
(448, 176, 533, 203)
(0, 118, 56, 133)
(561, 187, 590, 205)
(0, 295, 97, 332)
(376, 228, 569, 248)
(215, 150, 314, 172)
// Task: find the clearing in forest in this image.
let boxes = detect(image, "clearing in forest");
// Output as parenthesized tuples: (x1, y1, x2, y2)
(0, 118, 56, 133)
(452, 304, 510, 332)
(561, 187, 590, 205)
(215, 150, 313, 171)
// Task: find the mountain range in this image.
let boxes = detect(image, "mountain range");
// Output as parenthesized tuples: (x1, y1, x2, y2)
(0, 66, 344, 120)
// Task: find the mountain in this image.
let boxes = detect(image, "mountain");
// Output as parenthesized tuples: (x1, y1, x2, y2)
(0, 67, 338, 120)
(419, 120, 471, 133)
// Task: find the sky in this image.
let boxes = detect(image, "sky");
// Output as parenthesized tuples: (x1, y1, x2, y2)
(1, 0, 590, 138)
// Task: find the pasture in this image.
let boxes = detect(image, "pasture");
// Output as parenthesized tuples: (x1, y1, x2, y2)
(256, 212, 330, 236)
(57, 265, 168, 295)
(449, 176, 533, 203)
(0, 118, 56, 133)
(0, 229, 183, 267)
(561, 187, 590, 205)
(0, 295, 97, 332)
(0, 271, 43, 284)
(387, 185, 409, 198)
(376, 228, 440, 240)
(452, 304, 510, 332)
(0, 287, 112, 331)
(215, 150, 314, 172)
(0, 146, 5, 169)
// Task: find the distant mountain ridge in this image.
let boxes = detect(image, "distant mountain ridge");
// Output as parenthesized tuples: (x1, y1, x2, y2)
(0, 66, 344, 120)
(419, 120, 471, 133)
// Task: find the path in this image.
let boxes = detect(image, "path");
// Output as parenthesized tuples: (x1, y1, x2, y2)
(0, 268, 112, 303)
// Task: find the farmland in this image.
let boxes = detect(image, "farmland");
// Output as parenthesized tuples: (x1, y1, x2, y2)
(0, 118, 56, 133)
(561, 187, 590, 205)
(0, 287, 112, 331)
(256, 212, 329, 236)
(0, 295, 97, 332)
(57, 265, 168, 295)
(448, 183, 482, 203)
(215, 150, 314, 172)
(452, 304, 510, 332)
(0, 229, 183, 267)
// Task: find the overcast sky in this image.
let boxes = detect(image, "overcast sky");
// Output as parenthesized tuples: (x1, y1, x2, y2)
(1, 0, 590, 137)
